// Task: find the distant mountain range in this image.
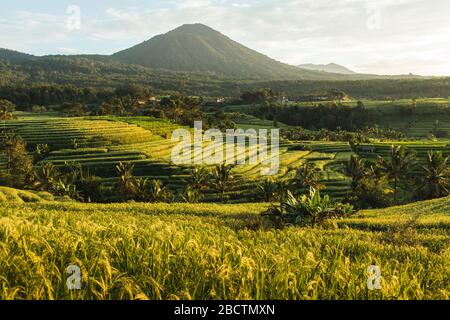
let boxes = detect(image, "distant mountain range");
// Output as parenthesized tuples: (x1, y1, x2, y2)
(0, 24, 426, 83)
(297, 63, 356, 75)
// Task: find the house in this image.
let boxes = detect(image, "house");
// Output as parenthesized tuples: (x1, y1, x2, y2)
(277, 96, 289, 105)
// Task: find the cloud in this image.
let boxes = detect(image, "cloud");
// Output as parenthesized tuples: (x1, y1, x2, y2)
(55, 47, 81, 55)
(1, 0, 450, 75)
(0, 11, 69, 52)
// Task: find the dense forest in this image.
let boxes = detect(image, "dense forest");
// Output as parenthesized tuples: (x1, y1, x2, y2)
(1, 54, 450, 100)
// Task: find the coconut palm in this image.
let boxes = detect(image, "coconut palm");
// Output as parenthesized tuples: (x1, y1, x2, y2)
(347, 155, 367, 191)
(294, 162, 324, 191)
(276, 179, 291, 203)
(376, 145, 416, 203)
(210, 164, 234, 203)
(419, 151, 449, 199)
(61, 161, 82, 185)
(189, 166, 210, 190)
(258, 178, 278, 202)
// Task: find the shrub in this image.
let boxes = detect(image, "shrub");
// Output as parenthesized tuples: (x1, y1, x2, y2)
(262, 188, 354, 227)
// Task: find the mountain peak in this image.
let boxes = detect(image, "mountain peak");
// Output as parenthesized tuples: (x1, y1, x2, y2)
(112, 24, 347, 80)
(173, 23, 215, 32)
(167, 23, 221, 37)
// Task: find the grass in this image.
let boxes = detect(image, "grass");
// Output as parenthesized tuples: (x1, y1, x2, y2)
(0, 194, 448, 300)
(0, 186, 63, 203)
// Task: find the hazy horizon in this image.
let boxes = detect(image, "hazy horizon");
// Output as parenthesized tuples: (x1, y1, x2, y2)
(1, 0, 450, 76)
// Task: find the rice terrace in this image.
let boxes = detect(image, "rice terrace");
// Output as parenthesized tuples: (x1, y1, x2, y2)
(0, 0, 449, 309)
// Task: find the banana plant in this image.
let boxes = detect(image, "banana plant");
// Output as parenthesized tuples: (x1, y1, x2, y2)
(263, 188, 354, 227)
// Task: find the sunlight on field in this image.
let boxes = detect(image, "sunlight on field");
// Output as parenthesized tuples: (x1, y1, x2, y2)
(0, 196, 448, 300)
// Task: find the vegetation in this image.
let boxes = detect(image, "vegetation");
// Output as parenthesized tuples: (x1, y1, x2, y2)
(263, 188, 354, 227)
(375, 146, 417, 203)
(210, 164, 234, 203)
(418, 151, 449, 199)
(112, 24, 346, 81)
(0, 22, 449, 302)
(0, 193, 448, 300)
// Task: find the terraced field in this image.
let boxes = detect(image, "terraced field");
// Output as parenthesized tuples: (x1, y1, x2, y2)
(2, 113, 448, 202)
(222, 99, 450, 138)
(0, 114, 355, 201)
(0, 192, 448, 300)
(355, 141, 450, 167)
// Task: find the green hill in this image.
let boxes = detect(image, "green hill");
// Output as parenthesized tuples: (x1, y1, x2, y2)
(0, 186, 59, 203)
(0, 194, 448, 300)
(112, 24, 346, 80)
(0, 48, 35, 63)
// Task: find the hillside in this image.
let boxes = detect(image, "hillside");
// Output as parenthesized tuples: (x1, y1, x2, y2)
(298, 63, 356, 75)
(0, 48, 35, 62)
(0, 186, 60, 203)
(112, 24, 347, 80)
(0, 193, 448, 300)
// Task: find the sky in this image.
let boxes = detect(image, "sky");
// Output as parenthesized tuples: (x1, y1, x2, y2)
(1, 0, 450, 76)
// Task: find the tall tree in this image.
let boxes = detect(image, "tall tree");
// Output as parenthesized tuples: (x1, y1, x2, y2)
(0, 132, 33, 187)
(347, 155, 366, 191)
(0, 99, 16, 120)
(188, 166, 210, 191)
(419, 151, 449, 199)
(376, 145, 416, 203)
(258, 178, 278, 202)
(293, 162, 324, 191)
(210, 164, 234, 203)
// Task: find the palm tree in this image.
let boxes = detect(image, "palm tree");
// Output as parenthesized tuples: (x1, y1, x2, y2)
(61, 161, 82, 185)
(210, 164, 234, 203)
(347, 155, 366, 191)
(419, 151, 449, 199)
(276, 179, 291, 203)
(189, 166, 209, 190)
(116, 162, 135, 196)
(258, 178, 277, 202)
(294, 162, 324, 191)
(376, 145, 416, 203)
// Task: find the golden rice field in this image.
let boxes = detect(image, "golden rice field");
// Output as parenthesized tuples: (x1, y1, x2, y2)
(0, 190, 448, 300)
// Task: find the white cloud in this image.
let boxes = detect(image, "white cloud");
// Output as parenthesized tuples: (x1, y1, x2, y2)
(1, 0, 450, 75)
(55, 47, 81, 55)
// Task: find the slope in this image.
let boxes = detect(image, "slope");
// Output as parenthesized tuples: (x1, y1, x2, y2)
(112, 23, 344, 80)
